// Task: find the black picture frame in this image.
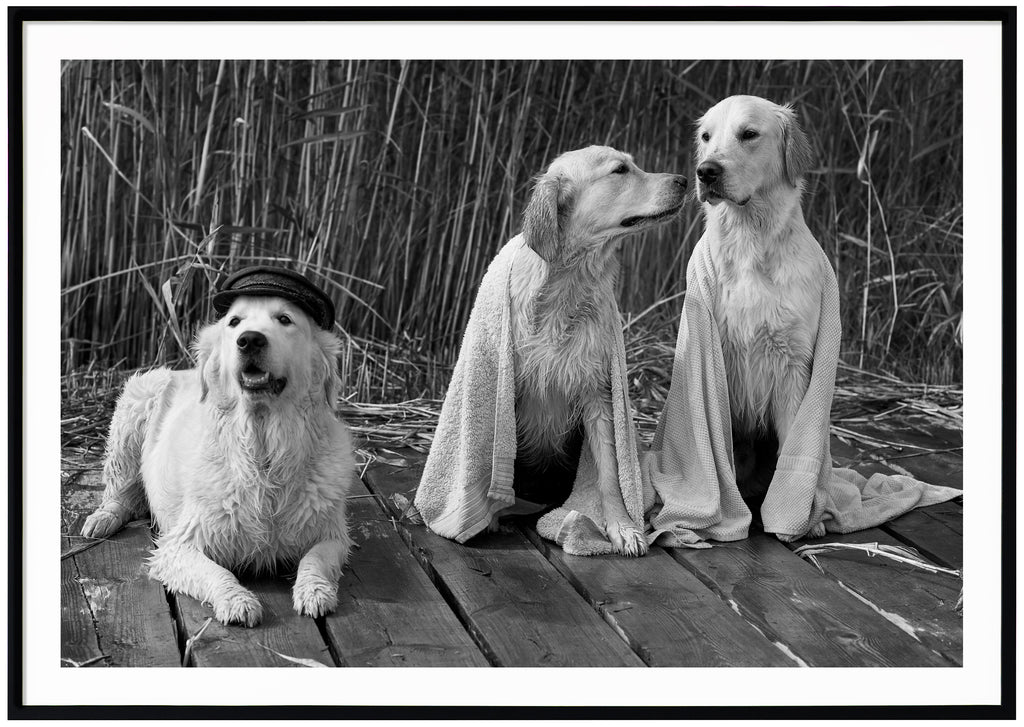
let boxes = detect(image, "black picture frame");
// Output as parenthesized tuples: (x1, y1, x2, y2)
(11, 4, 1015, 720)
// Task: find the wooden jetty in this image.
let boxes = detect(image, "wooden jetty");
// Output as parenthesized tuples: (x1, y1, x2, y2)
(60, 412, 962, 668)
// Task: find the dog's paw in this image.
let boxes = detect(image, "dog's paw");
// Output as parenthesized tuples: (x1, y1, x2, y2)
(81, 509, 124, 539)
(607, 521, 648, 558)
(213, 588, 263, 627)
(293, 576, 339, 619)
(807, 521, 827, 538)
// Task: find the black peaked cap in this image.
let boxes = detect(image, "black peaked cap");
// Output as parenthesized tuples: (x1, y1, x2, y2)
(211, 266, 336, 330)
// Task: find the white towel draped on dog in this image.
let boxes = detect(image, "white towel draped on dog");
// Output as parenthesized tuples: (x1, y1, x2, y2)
(414, 235, 651, 555)
(643, 237, 962, 545)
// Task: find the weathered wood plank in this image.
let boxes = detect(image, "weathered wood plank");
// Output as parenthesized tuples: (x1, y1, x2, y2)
(883, 506, 964, 570)
(522, 528, 796, 666)
(74, 524, 181, 667)
(61, 557, 107, 667)
(785, 528, 962, 665)
(668, 533, 951, 667)
(874, 451, 963, 490)
(832, 422, 962, 489)
(322, 482, 489, 667)
(63, 470, 179, 667)
(174, 578, 335, 667)
(914, 501, 963, 535)
(364, 459, 645, 667)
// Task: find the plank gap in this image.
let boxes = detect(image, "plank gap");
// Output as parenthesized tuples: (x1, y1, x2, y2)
(667, 533, 951, 667)
(879, 521, 962, 571)
(362, 505, 503, 667)
(363, 458, 643, 667)
(518, 526, 647, 661)
(166, 590, 189, 666)
(519, 525, 795, 667)
(314, 617, 347, 667)
(323, 483, 491, 666)
(663, 542, 797, 650)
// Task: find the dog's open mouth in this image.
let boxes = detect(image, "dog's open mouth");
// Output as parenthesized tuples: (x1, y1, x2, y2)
(620, 204, 684, 228)
(239, 363, 287, 395)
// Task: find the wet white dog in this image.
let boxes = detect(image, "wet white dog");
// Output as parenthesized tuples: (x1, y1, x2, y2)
(82, 291, 354, 626)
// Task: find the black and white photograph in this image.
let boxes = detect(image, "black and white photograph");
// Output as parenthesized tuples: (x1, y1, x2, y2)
(13, 6, 1011, 718)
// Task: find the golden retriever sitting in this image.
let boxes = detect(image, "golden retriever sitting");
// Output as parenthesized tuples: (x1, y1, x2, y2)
(82, 268, 354, 626)
(511, 145, 687, 556)
(693, 95, 820, 516)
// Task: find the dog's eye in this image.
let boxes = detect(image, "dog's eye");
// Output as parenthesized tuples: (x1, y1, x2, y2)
(741, 129, 759, 140)
(227, 317, 240, 328)
(611, 163, 629, 175)
(278, 314, 293, 326)
(700, 131, 710, 142)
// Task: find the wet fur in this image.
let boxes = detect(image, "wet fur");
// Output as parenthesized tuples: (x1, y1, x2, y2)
(694, 96, 824, 510)
(512, 244, 620, 468)
(510, 145, 686, 555)
(81, 298, 354, 626)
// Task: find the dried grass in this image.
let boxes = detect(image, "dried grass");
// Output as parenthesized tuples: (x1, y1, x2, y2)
(793, 541, 961, 578)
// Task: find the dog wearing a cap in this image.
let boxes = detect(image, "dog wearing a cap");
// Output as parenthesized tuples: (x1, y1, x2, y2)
(81, 267, 354, 627)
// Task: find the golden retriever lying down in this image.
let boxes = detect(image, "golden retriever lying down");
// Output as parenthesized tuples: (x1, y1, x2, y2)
(82, 273, 354, 626)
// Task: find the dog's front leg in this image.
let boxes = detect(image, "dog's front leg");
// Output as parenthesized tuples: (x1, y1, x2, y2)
(293, 537, 351, 618)
(148, 538, 263, 627)
(771, 363, 811, 454)
(584, 395, 648, 557)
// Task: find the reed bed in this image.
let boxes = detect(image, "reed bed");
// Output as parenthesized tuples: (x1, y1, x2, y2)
(61, 59, 963, 391)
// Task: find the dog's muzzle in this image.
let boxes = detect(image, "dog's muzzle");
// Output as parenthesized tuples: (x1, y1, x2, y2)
(696, 161, 728, 204)
(696, 162, 748, 206)
(236, 331, 287, 395)
(621, 175, 687, 227)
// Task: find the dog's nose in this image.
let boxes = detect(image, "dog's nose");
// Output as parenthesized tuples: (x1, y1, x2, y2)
(671, 174, 688, 189)
(696, 162, 722, 183)
(236, 331, 267, 353)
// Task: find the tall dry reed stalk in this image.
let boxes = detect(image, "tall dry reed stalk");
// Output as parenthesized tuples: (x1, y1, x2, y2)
(61, 59, 963, 399)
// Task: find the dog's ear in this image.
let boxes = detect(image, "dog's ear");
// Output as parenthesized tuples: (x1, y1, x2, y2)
(193, 323, 221, 403)
(314, 329, 343, 410)
(779, 104, 814, 187)
(522, 174, 565, 262)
